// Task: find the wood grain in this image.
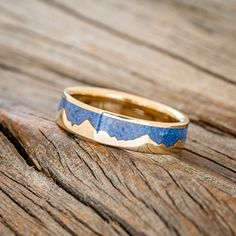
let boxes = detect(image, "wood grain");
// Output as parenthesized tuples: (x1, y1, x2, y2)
(1, 98, 236, 236)
(0, 0, 235, 235)
(46, 0, 236, 84)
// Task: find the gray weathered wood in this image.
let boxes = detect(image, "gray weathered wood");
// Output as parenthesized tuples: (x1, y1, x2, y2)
(0, 0, 236, 235)
(1, 98, 236, 236)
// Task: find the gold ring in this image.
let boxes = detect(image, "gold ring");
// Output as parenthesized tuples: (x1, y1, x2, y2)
(56, 86, 189, 154)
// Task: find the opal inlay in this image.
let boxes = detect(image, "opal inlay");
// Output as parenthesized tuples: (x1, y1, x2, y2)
(58, 97, 187, 147)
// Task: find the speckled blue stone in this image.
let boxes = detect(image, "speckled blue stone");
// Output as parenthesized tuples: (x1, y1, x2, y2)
(58, 98, 187, 147)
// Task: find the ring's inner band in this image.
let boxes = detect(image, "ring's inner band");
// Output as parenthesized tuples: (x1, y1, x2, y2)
(72, 94, 178, 122)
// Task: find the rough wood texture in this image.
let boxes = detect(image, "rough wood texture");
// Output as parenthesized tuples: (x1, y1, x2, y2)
(0, 0, 235, 235)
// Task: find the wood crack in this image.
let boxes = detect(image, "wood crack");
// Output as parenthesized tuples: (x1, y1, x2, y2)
(166, 190, 204, 235)
(191, 119, 236, 138)
(0, 124, 36, 168)
(0, 171, 43, 199)
(68, 210, 104, 236)
(0, 184, 45, 227)
(75, 142, 151, 224)
(180, 184, 207, 214)
(184, 148, 236, 178)
(38, 129, 65, 169)
(45, 169, 144, 236)
(75, 151, 99, 182)
(20, 192, 79, 236)
(189, 138, 235, 161)
(0, 215, 17, 236)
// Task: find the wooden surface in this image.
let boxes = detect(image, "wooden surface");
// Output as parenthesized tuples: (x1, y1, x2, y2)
(0, 0, 236, 235)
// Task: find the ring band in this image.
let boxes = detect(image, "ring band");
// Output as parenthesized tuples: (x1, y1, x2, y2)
(56, 87, 189, 154)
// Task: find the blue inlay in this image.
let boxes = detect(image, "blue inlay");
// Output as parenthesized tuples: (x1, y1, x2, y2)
(58, 97, 187, 147)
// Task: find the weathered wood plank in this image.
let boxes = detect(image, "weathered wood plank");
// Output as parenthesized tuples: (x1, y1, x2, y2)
(0, 131, 127, 236)
(1, 64, 236, 182)
(0, 0, 235, 136)
(0, 0, 236, 235)
(44, 0, 236, 84)
(0, 29, 235, 178)
(0, 98, 236, 236)
(0, 98, 236, 235)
